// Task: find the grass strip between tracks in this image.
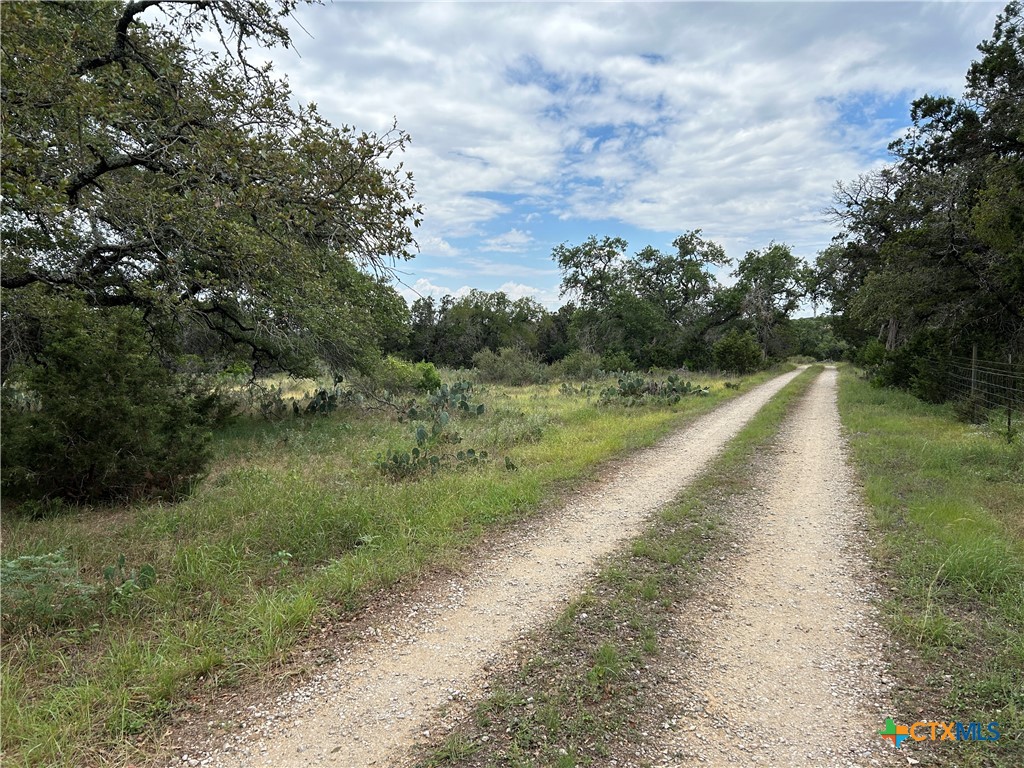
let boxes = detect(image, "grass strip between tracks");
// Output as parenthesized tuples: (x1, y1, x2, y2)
(418, 364, 824, 767)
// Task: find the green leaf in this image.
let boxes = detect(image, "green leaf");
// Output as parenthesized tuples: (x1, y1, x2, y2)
(137, 564, 156, 590)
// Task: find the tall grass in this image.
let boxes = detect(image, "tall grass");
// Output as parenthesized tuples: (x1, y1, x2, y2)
(838, 368, 1023, 767)
(0, 368, 785, 767)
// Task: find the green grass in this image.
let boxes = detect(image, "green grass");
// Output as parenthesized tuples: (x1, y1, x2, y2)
(837, 368, 1024, 768)
(0, 367, 788, 768)
(418, 365, 824, 767)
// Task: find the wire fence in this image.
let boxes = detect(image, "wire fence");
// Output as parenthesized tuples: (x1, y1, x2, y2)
(946, 350, 1022, 438)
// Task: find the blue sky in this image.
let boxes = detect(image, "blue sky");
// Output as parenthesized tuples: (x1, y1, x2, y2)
(267, 1, 1004, 309)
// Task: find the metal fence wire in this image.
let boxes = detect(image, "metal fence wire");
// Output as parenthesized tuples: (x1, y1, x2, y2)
(946, 351, 1023, 437)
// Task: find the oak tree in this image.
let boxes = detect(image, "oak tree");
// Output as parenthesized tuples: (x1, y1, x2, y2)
(1, 0, 421, 376)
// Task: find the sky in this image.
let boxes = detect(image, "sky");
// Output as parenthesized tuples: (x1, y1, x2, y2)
(265, 0, 1005, 310)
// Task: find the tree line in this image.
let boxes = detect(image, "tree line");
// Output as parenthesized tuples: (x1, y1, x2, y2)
(2, 1, 1019, 504)
(399, 234, 836, 372)
(815, 2, 1023, 399)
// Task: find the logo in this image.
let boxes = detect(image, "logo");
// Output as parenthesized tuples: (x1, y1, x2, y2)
(878, 717, 910, 748)
(879, 718, 1000, 748)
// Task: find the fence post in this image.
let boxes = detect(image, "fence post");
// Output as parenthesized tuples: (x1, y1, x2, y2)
(971, 344, 978, 398)
(1009, 354, 1014, 443)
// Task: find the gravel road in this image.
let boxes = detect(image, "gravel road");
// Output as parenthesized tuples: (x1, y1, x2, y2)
(171, 369, 803, 768)
(654, 367, 901, 768)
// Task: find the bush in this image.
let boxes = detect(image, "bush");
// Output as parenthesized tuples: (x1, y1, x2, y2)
(1, 303, 212, 503)
(415, 361, 443, 392)
(473, 347, 549, 385)
(368, 356, 441, 394)
(550, 350, 603, 380)
(870, 330, 952, 403)
(713, 330, 763, 374)
(1, 551, 98, 633)
(856, 339, 887, 369)
(599, 351, 637, 373)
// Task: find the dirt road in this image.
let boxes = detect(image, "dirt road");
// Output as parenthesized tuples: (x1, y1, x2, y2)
(175, 367, 900, 768)
(656, 367, 899, 767)
(175, 369, 804, 768)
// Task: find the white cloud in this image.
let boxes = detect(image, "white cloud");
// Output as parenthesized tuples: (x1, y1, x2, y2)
(462, 257, 559, 279)
(482, 228, 534, 253)
(396, 277, 473, 306)
(271, 0, 1003, 292)
(496, 281, 562, 309)
(418, 234, 460, 258)
(394, 276, 558, 311)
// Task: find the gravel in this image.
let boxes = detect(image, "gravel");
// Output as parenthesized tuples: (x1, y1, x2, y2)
(167, 369, 803, 768)
(652, 367, 903, 768)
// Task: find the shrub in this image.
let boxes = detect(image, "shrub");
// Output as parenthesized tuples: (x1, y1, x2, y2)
(369, 356, 440, 393)
(551, 350, 603, 380)
(713, 330, 762, 374)
(1, 303, 212, 503)
(600, 351, 636, 373)
(415, 361, 443, 392)
(856, 339, 887, 369)
(473, 347, 549, 385)
(870, 330, 952, 403)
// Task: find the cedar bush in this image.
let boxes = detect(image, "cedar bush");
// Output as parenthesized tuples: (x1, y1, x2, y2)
(713, 330, 763, 374)
(389, 357, 442, 392)
(551, 349, 603, 380)
(473, 347, 549, 385)
(1, 303, 212, 503)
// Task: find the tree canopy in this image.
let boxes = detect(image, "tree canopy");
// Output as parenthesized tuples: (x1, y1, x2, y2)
(821, 1, 1023, 369)
(1, 0, 421, 376)
(406, 290, 546, 369)
(552, 231, 744, 368)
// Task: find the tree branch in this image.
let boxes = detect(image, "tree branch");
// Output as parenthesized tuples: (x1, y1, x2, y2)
(1, 271, 43, 290)
(66, 149, 170, 203)
(74, 0, 166, 74)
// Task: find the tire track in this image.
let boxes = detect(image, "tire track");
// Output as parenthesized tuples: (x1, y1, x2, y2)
(655, 368, 900, 768)
(174, 368, 804, 768)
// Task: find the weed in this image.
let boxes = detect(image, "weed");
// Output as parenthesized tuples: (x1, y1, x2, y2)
(586, 643, 622, 692)
(103, 554, 157, 599)
(0, 551, 98, 633)
(428, 732, 479, 764)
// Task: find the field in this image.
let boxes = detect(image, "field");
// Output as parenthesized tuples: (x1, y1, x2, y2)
(838, 368, 1024, 767)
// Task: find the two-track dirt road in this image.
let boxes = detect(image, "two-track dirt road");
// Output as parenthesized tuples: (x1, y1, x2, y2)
(172, 367, 898, 768)
(655, 367, 900, 768)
